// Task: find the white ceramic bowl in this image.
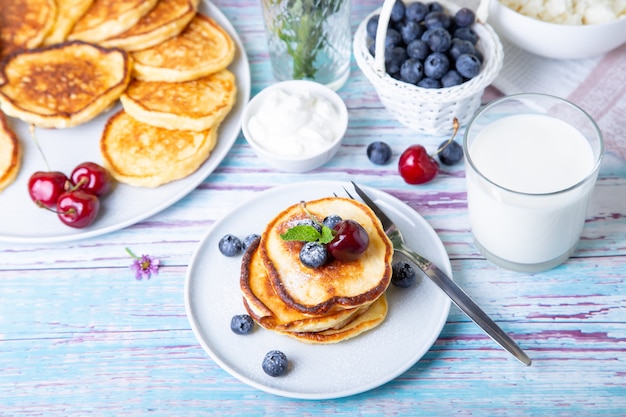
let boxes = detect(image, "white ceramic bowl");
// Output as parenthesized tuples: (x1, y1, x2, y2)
(241, 80, 348, 173)
(488, 1, 626, 59)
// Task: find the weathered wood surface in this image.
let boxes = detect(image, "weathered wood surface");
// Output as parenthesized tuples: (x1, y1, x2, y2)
(0, 0, 625, 415)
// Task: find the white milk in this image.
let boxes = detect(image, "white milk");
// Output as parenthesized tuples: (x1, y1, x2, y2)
(466, 113, 598, 268)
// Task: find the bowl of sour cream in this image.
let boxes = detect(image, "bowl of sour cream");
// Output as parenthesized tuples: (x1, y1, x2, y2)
(241, 80, 349, 173)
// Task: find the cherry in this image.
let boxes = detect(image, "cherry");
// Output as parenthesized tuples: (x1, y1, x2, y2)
(398, 144, 440, 184)
(56, 190, 100, 228)
(70, 162, 112, 196)
(328, 220, 370, 262)
(28, 171, 70, 209)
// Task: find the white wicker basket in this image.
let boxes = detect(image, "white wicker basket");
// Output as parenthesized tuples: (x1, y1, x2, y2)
(353, 0, 504, 135)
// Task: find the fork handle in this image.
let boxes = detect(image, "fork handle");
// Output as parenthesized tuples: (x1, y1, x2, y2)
(395, 245, 532, 366)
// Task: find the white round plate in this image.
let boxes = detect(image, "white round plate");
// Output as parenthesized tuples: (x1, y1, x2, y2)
(185, 180, 451, 399)
(0, 1, 250, 243)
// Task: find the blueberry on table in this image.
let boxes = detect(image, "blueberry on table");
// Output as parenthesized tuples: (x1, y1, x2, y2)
(299, 241, 328, 268)
(230, 314, 254, 335)
(392, 261, 416, 288)
(438, 139, 464, 165)
(262, 350, 288, 377)
(218, 234, 243, 256)
(367, 141, 393, 165)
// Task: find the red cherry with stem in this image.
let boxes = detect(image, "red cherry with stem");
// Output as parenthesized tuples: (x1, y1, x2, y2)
(70, 162, 112, 196)
(327, 220, 370, 262)
(28, 171, 70, 208)
(398, 144, 440, 184)
(56, 190, 100, 228)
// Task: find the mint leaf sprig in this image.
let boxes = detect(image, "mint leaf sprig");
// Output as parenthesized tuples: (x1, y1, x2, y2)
(280, 201, 335, 244)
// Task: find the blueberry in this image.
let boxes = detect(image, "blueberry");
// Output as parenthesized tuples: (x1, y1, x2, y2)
(230, 314, 254, 335)
(218, 234, 242, 256)
(449, 38, 476, 61)
(417, 77, 441, 88)
(456, 54, 481, 78)
(385, 28, 403, 49)
(422, 27, 451, 52)
(406, 2, 428, 22)
(454, 27, 478, 44)
(423, 11, 451, 29)
(262, 350, 288, 377)
(438, 139, 464, 165)
(366, 15, 379, 39)
(400, 58, 424, 84)
(366, 141, 393, 165)
(296, 218, 322, 233)
(390, 0, 406, 22)
(441, 70, 464, 87)
(399, 20, 423, 44)
(424, 52, 449, 79)
(428, 2, 444, 12)
(406, 39, 430, 60)
(385, 46, 408, 75)
(392, 261, 416, 288)
(323, 214, 343, 229)
(300, 242, 328, 268)
(455, 7, 476, 27)
(242, 233, 260, 250)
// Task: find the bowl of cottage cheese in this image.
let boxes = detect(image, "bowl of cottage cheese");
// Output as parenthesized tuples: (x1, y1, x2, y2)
(488, 0, 626, 59)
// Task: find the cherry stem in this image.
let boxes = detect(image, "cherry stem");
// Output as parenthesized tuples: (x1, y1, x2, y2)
(29, 124, 52, 172)
(65, 177, 87, 192)
(432, 117, 460, 157)
(35, 200, 75, 216)
(299, 201, 336, 235)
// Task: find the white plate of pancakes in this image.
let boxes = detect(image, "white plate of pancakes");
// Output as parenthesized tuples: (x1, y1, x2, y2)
(0, 1, 250, 243)
(185, 180, 452, 399)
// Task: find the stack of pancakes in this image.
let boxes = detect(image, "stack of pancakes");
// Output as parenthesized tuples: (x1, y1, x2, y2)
(0, 0, 238, 191)
(240, 197, 394, 344)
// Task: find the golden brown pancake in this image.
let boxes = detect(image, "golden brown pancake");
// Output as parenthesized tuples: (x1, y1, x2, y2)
(42, 0, 95, 46)
(100, 0, 199, 51)
(100, 110, 218, 187)
(0, 41, 132, 128)
(120, 69, 237, 131)
(0, 111, 21, 192)
(0, 0, 57, 58)
(278, 294, 388, 344)
(131, 13, 235, 82)
(240, 237, 368, 333)
(68, 0, 159, 43)
(260, 197, 394, 316)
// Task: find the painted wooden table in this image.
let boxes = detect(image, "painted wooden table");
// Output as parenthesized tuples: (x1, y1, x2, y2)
(1, 1, 625, 415)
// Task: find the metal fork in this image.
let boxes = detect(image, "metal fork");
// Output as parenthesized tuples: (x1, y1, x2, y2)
(347, 181, 532, 366)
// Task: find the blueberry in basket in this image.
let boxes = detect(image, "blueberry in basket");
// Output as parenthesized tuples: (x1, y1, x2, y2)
(367, 0, 483, 88)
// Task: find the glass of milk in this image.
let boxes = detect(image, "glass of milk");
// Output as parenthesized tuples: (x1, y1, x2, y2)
(463, 93, 604, 273)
